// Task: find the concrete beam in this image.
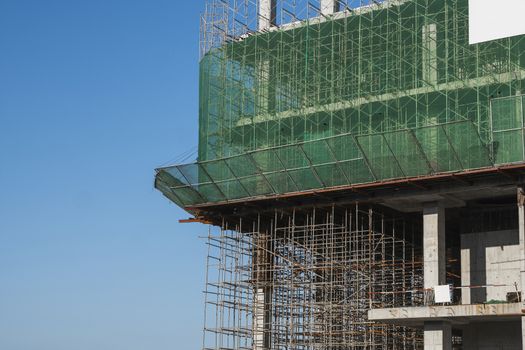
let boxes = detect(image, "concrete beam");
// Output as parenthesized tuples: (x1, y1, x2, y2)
(258, 0, 276, 30)
(320, 0, 340, 15)
(423, 204, 446, 289)
(368, 303, 523, 326)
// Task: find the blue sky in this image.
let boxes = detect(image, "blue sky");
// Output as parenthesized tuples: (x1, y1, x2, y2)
(0, 1, 207, 349)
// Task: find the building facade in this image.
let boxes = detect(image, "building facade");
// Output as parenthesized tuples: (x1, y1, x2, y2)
(156, 0, 525, 348)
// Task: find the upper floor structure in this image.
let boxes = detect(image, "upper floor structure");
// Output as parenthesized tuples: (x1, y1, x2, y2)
(156, 0, 525, 212)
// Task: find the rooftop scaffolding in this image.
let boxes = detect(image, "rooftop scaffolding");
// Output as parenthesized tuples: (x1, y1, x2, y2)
(156, 0, 525, 210)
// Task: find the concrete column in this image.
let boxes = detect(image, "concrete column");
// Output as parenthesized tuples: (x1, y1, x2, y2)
(256, 59, 271, 115)
(253, 233, 273, 350)
(422, 23, 438, 85)
(253, 288, 271, 349)
(424, 322, 452, 350)
(320, 0, 340, 15)
(258, 0, 276, 30)
(423, 204, 451, 350)
(518, 186, 525, 349)
(257, 0, 275, 115)
(423, 204, 446, 288)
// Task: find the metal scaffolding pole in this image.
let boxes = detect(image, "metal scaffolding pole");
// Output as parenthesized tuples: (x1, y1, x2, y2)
(202, 205, 424, 349)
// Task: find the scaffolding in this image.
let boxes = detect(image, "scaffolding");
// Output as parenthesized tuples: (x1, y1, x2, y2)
(202, 205, 424, 350)
(197, 0, 525, 161)
(156, 2, 525, 348)
(156, 0, 525, 208)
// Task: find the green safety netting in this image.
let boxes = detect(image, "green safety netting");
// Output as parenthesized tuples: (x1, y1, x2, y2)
(155, 0, 525, 208)
(198, 0, 525, 164)
(492, 96, 525, 164)
(155, 119, 515, 207)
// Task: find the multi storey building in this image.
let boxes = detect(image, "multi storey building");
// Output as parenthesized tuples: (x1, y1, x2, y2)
(156, 1, 525, 348)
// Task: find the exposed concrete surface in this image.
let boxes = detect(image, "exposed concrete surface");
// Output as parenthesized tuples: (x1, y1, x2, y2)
(258, 0, 276, 30)
(461, 230, 520, 304)
(368, 303, 523, 326)
(424, 204, 446, 288)
(422, 23, 438, 85)
(320, 0, 340, 15)
(424, 321, 451, 350)
(422, 204, 449, 349)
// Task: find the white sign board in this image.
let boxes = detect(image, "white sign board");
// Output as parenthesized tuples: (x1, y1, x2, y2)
(469, 0, 525, 44)
(434, 285, 451, 303)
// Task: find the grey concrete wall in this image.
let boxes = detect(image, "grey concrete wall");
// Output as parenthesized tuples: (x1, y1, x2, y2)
(462, 321, 522, 349)
(461, 229, 520, 304)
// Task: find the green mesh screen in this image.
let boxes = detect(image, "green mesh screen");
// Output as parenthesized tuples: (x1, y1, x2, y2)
(156, 0, 525, 207)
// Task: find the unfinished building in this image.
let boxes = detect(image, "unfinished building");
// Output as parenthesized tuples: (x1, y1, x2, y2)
(155, 0, 525, 348)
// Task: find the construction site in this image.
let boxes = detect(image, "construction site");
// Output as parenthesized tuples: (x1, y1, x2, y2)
(155, 0, 525, 348)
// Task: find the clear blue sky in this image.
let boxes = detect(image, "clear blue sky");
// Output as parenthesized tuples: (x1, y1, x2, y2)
(0, 1, 207, 349)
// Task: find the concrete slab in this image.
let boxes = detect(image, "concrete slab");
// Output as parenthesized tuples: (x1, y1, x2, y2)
(368, 303, 523, 327)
